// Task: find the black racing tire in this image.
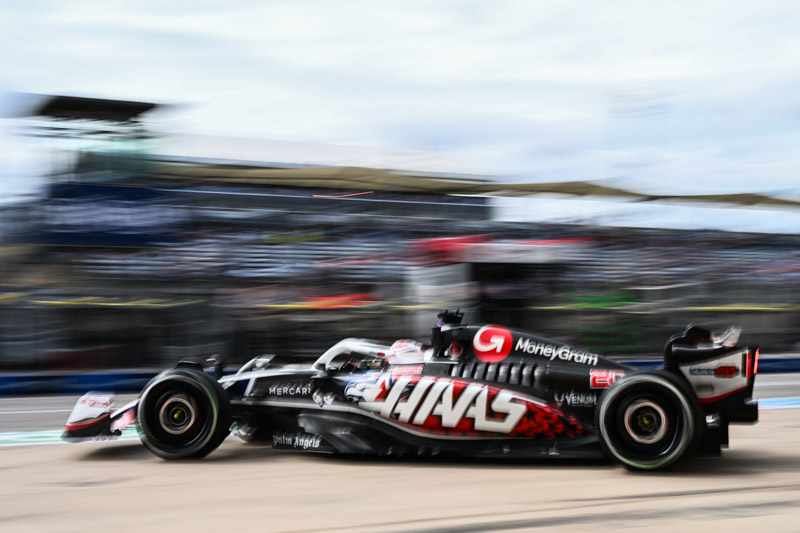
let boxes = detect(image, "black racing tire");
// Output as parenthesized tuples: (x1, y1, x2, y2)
(137, 368, 232, 460)
(596, 371, 701, 471)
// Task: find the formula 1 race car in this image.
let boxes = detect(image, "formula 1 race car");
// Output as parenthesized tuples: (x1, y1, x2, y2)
(63, 310, 759, 470)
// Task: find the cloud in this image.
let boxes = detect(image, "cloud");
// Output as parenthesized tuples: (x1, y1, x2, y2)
(2, 0, 800, 199)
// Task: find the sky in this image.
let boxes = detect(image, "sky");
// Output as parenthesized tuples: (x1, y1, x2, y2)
(2, 0, 800, 205)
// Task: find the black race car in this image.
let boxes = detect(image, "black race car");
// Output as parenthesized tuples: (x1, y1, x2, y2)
(63, 310, 759, 470)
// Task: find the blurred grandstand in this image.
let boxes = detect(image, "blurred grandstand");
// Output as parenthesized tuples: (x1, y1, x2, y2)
(1, 94, 799, 370)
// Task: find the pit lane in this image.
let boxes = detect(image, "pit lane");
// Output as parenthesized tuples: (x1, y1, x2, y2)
(1, 375, 799, 531)
(0, 408, 798, 532)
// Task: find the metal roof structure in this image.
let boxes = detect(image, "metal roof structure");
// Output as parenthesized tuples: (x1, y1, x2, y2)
(146, 160, 800, 208)
(23, 94, 159, 122)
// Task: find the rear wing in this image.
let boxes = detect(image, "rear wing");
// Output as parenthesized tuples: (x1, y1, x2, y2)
(664, 324, 744, 366)
(663, 324, 758, 420)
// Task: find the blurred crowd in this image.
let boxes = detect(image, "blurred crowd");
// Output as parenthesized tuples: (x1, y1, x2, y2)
(1, 191, 800, 372)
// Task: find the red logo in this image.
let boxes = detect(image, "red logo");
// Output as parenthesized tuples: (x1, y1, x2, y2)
(450, 342, 463, 358)
(590, 369, 625, 389)
(390, 364, 424, 375)
(472, 325, 513, 362)
(715, 366, 739, 378)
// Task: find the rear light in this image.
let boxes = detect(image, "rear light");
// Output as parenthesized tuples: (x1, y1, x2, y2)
(715, 365, 738, 378)
(745, 349, 759, 378)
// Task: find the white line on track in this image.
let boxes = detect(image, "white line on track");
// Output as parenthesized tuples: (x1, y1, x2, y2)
(758, 397, 800, 409)
(0, 409, 72, 415)
(0, 427, 139, 447)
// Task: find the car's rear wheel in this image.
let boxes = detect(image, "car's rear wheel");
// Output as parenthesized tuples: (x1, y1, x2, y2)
(138, 368, 231, 459)
(596, 371, 700, 470)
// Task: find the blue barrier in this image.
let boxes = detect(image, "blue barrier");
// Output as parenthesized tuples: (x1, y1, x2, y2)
(0, 371, 156, 396)
(620, 357, 800, 374)
(0, 357, 798, 396)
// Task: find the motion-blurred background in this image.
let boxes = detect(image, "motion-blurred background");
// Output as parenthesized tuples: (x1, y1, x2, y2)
(2, 2, 800, 372)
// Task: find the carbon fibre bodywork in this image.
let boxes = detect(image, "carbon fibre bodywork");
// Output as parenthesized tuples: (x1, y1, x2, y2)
(64, 311, 759, 469)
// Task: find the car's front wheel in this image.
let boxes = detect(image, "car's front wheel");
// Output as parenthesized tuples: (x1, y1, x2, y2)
(137, 368, 231, 459)
(596, 371, 700, 470)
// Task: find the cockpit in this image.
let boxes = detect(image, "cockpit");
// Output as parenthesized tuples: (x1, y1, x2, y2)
(312, 338, 435, 372)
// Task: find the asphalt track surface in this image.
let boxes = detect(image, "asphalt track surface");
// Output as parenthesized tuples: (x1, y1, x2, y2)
(0, 375, 799, 532)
